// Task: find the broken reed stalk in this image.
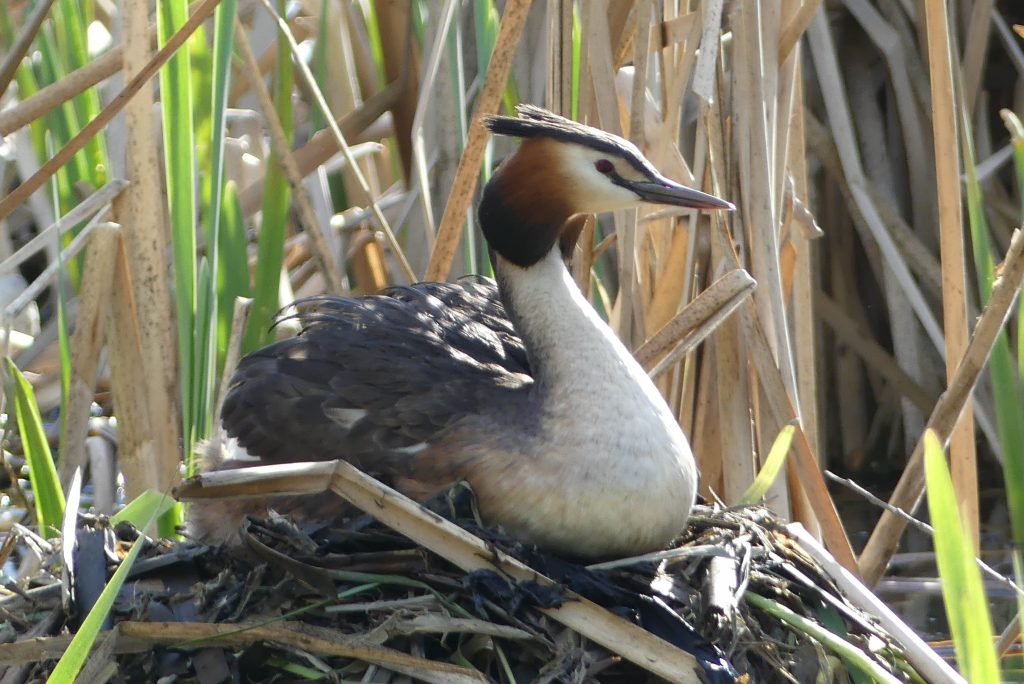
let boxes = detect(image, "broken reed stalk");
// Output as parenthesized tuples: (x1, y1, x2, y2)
(177, 461, 705, 684)
(634, 268, 756, 375)
(233, 20, 344, 294)
(424, 0, 533, 282)
(59, 224, 120, 488)
(924, 0, 978, 550)
(859, 228, 1024, 585)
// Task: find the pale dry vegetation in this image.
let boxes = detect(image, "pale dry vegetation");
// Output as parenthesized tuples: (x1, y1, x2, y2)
(0, 0, 1022, 681)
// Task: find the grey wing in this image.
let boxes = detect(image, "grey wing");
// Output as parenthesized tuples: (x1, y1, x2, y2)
(219, 278, 532, 467)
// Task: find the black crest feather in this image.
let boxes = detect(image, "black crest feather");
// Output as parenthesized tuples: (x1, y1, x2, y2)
(483, 105, 655, 176)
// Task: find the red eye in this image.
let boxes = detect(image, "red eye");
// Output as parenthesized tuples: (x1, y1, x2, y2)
(594, 159, 614, 174)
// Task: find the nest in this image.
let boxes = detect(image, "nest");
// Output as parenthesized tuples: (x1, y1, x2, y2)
(0, 463, 941, 683)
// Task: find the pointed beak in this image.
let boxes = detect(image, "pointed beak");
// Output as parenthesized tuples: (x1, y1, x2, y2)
(621, 174, 735, 211)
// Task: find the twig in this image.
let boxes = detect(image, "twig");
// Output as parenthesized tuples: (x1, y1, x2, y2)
(924, 0, 978, 551)
(826, 471, 1024, 600)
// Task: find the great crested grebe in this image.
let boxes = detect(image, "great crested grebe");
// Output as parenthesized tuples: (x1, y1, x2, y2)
(190, 105, 734, 558)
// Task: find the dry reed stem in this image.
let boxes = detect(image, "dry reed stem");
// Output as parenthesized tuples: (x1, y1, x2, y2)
(179, 459, 704, 684)
(0, 0, 58, 99)
(0, 23, 160, 136)
(711, 274, 754, 504)
(0, 621, 486, 684)
(788, 60, 823, 538)
(924, 0, 978, 550)
(104, 239, 161, 500)
(637, 269, 755, 377)
(615, 2, 653, 347)
(647, 12, 697, 55)
(806, 13, 944, 351)
(233, 21, 344, 294)
(408, 0, 458, 244)
(548, 0, 573, 115)
(859, 229, 1024, 585)
(58, 224, 119, 488)
(255, 0, 415, 285)
(0, 0, 221, 223)
(842, 0, 933, 232)
(314, 3, 389, 290)
(109, 0, 185, 501)
(425, 0, 533, 282)
(732, 1, 795, 520)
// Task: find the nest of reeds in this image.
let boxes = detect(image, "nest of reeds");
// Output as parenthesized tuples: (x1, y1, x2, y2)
(0, 464, 935, 684)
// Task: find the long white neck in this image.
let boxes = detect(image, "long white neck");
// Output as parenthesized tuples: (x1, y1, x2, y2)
(496, 248, 672, 419)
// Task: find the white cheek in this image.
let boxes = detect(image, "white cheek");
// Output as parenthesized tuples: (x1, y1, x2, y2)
(574, 175, 641, 213)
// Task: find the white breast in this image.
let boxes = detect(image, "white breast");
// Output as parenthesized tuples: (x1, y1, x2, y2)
(490, 248, 698, 557)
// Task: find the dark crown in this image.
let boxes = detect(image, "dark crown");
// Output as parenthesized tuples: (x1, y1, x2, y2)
(483, 105, 658, 179)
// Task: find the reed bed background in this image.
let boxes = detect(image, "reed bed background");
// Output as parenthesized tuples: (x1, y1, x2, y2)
(0, 0, 1022, 679)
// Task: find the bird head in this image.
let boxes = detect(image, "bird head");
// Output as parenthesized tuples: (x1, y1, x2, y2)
(480, 105, 733, 267)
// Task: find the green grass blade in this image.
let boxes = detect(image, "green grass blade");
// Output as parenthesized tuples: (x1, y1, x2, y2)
(1000, 110, 1024, 378)
(55, 0, 107, 187)
(961, 109, 1024, 558)
(193, 258, 215, 441)
(6, 359, 65, 537)
(745, 591, 902, 683)
(923, 430, 1000, 683)
(244, 0, 294, 352)
(216, 181, 251, 378)
(203, 0, 239, 438)
(111, 489, 176, 527)
(47, 515, 147, 681)
(739, 422, 796, 505)
(158, 0, 198, 459)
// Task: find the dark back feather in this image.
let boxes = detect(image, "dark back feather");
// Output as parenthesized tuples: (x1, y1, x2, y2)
(220, 278, 532, 466)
